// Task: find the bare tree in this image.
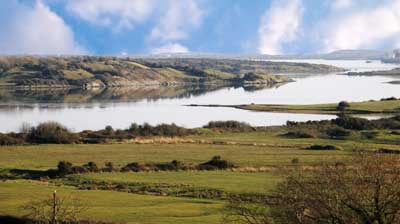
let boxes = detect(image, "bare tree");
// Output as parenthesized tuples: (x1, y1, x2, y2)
(23, 190, 87, 224)
(223, 154, 400, 224)
(271, 155, 400, 224)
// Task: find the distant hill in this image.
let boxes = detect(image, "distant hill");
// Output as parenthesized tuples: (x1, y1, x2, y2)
(312, 50, 389, 60)
(0, 56, 343, 89)
(139, 49, 390, 60)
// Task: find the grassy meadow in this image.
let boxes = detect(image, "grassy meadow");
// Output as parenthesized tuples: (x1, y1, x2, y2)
(1, 121, 400, 223)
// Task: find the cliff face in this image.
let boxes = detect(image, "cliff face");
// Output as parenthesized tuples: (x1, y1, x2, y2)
(0, 56, 341, 89)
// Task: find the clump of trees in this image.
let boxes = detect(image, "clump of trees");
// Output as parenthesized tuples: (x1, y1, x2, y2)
(223, 155, 400, 224)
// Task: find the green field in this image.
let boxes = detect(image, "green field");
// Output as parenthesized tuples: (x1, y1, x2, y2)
(0, 181, 223, 224)
(0, 143, 355, 170)
(76, 171, 283, 194)
(1, 127, 400, 223)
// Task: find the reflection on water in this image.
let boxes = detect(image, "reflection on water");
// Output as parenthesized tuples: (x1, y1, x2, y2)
(0, 60, 399, 132)
(0, 83, 284, 108)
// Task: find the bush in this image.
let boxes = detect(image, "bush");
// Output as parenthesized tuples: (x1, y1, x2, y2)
(381, 97, 397, 101)
(57, 161, 73, 177)
(336, 101, 350, 111)
(203, 121, 254, 131)
(326, 127, 351, 139)
(306, 144, 341, 150)
(104, 161, 115, 172)
(121, 162, 145, 172)
(198, 156, 234, 170)
(282, 130, 315, 138)
(83, 161, 99, 172)
(28, 122, 78, 144)
(375, 148, 400, 154)
(291, 158, 300, 164)
(128, 122, 191, 137)
(0, 133, 22, 145)
(361, 131, 379, 139)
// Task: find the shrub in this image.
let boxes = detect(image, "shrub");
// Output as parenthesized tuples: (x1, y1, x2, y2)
(104, 125, 114, 134)
(198, 156, 234, 170)
(57, 161, 73, 177)
(128, 122, 190, 137)
(391, 131, 400, 135)
(326, 127, 351, 139)
(291, 158, 300, 164)
(28, 122, 78, 144)
(375, 148, 400, 154)
(71, 166, 87, 174)
(83, 161, 99, 172)
(361, 131, 379, 139)
(104, 161, 115, 172)
(0, 133, 22, 145)
(121, 162, 145, 172)
(282, 130, 315, 138)
(336, 101, 350, 111)
(203, 121, 254, 132)
(381, 97, 397, 101)
(306, 144, 341, 150)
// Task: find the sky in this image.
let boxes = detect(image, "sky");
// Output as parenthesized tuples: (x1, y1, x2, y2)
(1, 0, 400, 55)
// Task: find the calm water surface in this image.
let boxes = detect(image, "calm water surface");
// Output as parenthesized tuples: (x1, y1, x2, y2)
(0, 60, 399, 132)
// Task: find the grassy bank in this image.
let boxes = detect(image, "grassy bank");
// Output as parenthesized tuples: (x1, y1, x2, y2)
(189, 99, 400, 115)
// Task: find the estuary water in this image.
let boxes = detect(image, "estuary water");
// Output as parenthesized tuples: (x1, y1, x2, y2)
(0, 60, 399, 132)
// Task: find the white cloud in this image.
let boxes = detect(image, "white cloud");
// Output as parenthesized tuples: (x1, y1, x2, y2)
(321, 0, 400, 52)
(66, 0, 155, 31)
(0, 0, 84, 55)
(331, 0, 354, 9)
(66, 0, 204, 53)
(151, 43, 189, 54)
(149, 0, 203, 42)
(258, 0, 303, 54)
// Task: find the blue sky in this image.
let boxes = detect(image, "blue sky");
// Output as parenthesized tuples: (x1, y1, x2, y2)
(1, 0, 400, 55)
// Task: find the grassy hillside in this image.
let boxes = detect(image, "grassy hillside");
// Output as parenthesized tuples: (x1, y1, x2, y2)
(0, 56, 342, 88)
